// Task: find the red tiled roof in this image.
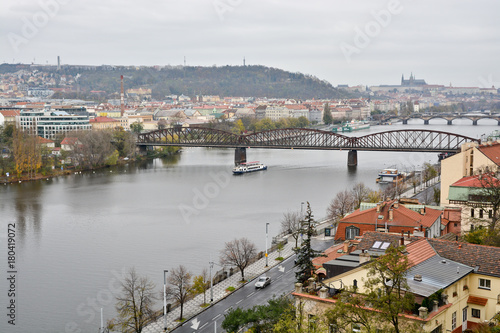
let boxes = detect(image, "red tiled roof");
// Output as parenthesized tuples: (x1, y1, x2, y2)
(450, 174, 500, 188)
(37, 136, 54, 144)
(467, 295, 488, 306)
(477, 142, 500, 167)
(61, 137, 79, 145)
(90, 116, 119, 123)
(405, 239, 437, 267)
(0, 109, 21, 117)
(339, 200, 441, 229)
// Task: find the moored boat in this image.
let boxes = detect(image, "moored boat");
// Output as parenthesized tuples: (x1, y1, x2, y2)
(233, 161, 267, 174)
(332, 120, 370, 133)
(376, 168, 406, 183)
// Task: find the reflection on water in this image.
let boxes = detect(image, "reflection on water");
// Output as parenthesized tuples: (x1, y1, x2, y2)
(0, 122, 498, 333)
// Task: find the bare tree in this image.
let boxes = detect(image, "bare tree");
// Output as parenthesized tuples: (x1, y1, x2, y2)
(220, 237, 257, 282)
(70, 130, 115, 169)
(114, 268, 158, 333)
(351, 182, 370, 209)
(327, 189, 354, 224)
(166, 265, 193, 321)
(280, 211, 302, 248)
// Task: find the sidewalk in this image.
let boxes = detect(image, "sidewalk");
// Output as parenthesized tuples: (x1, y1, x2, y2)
(400, 176, 440, 199)
(143, 235, 297, 333)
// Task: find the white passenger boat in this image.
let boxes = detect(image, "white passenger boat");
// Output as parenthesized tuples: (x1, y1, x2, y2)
(233, 161, 267, 174)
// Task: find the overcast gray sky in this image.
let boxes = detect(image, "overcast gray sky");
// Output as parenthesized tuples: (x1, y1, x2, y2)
(2, 0, 499, 87)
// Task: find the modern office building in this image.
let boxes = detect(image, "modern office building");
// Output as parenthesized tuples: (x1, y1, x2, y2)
(16, 110, 91, 139)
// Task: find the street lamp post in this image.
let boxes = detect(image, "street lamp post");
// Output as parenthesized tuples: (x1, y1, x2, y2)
(209, 259, 214, 303)
(163, 269, 168, 332)
(265, 222, 270, 267)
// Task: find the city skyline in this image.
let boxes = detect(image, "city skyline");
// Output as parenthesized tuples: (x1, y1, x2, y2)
(1, 0, 499, 88)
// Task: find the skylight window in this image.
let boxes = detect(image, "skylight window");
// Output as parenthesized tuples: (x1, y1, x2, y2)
(373, 241, 382, 248)
(380, 242, 391, 250)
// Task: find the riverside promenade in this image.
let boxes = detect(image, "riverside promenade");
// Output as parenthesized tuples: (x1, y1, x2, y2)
(143, 235, 299, 332)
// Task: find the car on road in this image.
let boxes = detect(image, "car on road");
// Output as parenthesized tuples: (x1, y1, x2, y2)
(255, 276, 271, 288)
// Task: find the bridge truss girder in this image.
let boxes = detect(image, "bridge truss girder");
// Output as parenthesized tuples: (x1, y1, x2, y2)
(137, 127, 479, 153)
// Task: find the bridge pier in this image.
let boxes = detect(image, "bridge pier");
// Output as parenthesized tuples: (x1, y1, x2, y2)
(138, 145, 148, 156)
(424, 120, 429, 125)
(498, 120, 500, 126)
(473, 120, 478, 126)
(447, 120, 453, 125)
(402, 119, 408, 125)
(235, 147, 247, 166)
(347, 150, 357, 167)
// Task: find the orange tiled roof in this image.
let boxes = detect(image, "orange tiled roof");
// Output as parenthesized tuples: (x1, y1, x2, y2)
(467, 295, 488, 306)
(405, 239, 437, 267)
(477, 142, 500, 167)
(450, 174, 500, 188)
(340, 200, 441, 229)
(37, 136, 54, 144)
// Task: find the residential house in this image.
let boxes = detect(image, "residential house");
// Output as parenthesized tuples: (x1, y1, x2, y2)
(441, 141, 500, 205)
(61, 137, 81, 151)
(447, 174, 500, 232)
(335, 200, 447, 241)
(294, 231, 500, 332)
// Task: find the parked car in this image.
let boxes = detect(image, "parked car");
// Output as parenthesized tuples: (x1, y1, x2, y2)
(255, 276, 271, 288)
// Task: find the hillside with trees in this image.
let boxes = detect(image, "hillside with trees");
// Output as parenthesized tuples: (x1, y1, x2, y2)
(0, 64, 347, 100)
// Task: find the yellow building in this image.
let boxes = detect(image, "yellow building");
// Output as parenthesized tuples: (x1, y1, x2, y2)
(293, 232, 500, 332)
(89, 116, 121, 130)
(440, 141, 500, 231)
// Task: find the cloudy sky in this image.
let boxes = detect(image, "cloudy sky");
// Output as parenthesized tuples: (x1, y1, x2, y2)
(2, 0, 499, 87)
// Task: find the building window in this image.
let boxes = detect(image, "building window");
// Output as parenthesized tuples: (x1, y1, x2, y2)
(479, 209, 483, 218)
(471, 308, 480, 318)
(471, 209, 474, 218)
(345, 226, 360, 240)
(489, 210, 493, 219)
(479, 278, 491, 290)
(451, 311, 457, 329)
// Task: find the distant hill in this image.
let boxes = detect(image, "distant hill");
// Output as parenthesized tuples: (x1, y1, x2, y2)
(0, 63, 347, 100)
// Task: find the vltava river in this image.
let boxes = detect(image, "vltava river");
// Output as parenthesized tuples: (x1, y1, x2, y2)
(0, 119, 496, 332)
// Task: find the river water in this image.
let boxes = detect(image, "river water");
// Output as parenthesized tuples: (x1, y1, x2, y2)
(0, 119, 497, 333)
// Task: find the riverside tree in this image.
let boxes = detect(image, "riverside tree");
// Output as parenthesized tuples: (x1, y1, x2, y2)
(192, 268, 210, 306)
(114, 268, 158, 333)
(280, 211, 303, 248)
(326, 189, 354, 224)
(220, 237, 257, 282)
(295, 202, 324, 283)
(166, 265, 193, 321)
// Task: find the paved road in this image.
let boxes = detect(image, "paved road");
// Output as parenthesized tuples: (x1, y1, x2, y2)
(173, 238, 335, 333)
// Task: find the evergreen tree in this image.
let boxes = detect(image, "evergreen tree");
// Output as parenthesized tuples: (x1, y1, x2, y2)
(294, 202, 324, 283)
(323, 103, 333, 125)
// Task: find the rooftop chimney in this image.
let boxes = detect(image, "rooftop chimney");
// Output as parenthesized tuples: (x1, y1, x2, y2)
(400, 237, 404, 246)
(432, 300, 439, 312)
(414, 274, 422, 282)
(418, 307, 428, 318)
(389, 209, 393, 221)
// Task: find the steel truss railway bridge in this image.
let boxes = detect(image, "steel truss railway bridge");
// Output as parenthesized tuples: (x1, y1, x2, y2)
(136, 127, 480, 166)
